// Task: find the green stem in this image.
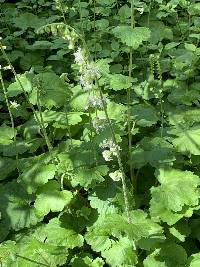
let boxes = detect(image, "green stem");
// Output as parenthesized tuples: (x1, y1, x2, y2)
(127, 0, 135, 188)
(0, 69, 20, 173)
(93, 0, 97, 60)
(98, 84, 131, 222)
(0, 43, 52, 152)
(36, 89, 53, 151)
(56, 0, 67, 24)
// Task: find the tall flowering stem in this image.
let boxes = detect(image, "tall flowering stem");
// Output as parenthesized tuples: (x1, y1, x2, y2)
(98, 85, 132, 221)
(73, 46, 132, 223)
(128, 0, 136, 189)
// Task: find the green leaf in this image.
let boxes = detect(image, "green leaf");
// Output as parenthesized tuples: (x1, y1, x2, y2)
(131, 137, 176, 168)
(169, 126, 200, 155)
(86, 210, 163, 247)
(0, 157, 16, 180)
(185, 43, 196, 52)
(188, 253, 200, 267)
(35, 180, 73, 217)
(0, 124, 15, 145)
(0, 241, 16, 267)
(16, 239, 68, 266)
(18, 163, 56, 194)
(109, 74, 133, 90)
(71, 253, 104, 267)
(0, 181, 41, 231)
(167, 85, 200, 106)
(169, 227, 185, 242)
(88, 181, 122, 215)
(71, 165, 109, 188)
(86, 227, 137, 266)
(144, 243, 187, 267)
(168, 108, 200, 127)
(188, 3, 200, 15)
(0, 140, 39, 156)
(29, 72, 71, 109)
(13, 13, 46, 30)
(148, 20, 173, 44)
(102, 237, 138, 267)
(33, 218, 84, 248)
(165, 42, 180, 50)
(31, 40, 52, 49)
(118, 4, 131, 21)
(7, 73, 33, 97)
(150, 168, 200, 225)
(86, 210, 163, 265)
(70, 85, 89, 111)
(112, 26, 150, 49)
(144, 252, 167, 267)
(96, 58, 112, 76)
(37, 110, 83, 128)
(131, 103, 158, 127)
(20, 52, 44, 70)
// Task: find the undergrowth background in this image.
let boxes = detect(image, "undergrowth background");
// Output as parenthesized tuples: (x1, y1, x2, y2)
(1, 0, 200, 266)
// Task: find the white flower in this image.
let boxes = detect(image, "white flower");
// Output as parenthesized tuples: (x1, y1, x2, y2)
(100, 138, 121, 161)
(109, 170, 123, 181)
(10, 101, 20, 109)
(137, 7, 144, 14)
(85, 63, 101, 80)
(92, 115, 107, 133)
(80, 75, 93, 91)
(100, 139, 115, 149)
(3, 65, 11, 70)
(100, 139, 121, 153)
(102, 150, 113, 161)
(74, 47, 86, 65)
(85, 95, 106, 110)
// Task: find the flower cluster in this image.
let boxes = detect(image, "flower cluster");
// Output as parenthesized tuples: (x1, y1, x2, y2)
(74, 46, 100, 92)
(92, 115, 107, 133)
(74, 47, 86, 66)
(63, 28, 78, 49)
(109, 170, 123, 181)
(74, 46, 107, 132)
(85, 95, 106, 110)
(99, 139, 123, 182)
(10, 101, 20, 109)
(99, 139, 121, 161)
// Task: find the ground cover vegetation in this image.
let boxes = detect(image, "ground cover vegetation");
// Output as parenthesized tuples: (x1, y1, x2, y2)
(0, 0, 200, 266)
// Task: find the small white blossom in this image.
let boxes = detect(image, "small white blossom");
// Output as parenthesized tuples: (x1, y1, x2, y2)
(80, 75, 93, 91)
(85, 95, 106, 110)
(85, 63, 101, 80)
(2, 46, 6, 50)
(3, 65, 11, 70)
(102, 150, 113, 161)
(92, 115, 107, 133)
(109, 170, 123, 181)
(100, 138, 121, 161)
(137, 7, 144, 14)
(74, 47, 86, 65)
(100, 139, 121, 152)
(100, 139, 115, 149)
(10, 101, 20, 109)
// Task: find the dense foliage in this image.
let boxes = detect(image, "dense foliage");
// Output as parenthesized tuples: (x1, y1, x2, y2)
(1, 0, 200, 266)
